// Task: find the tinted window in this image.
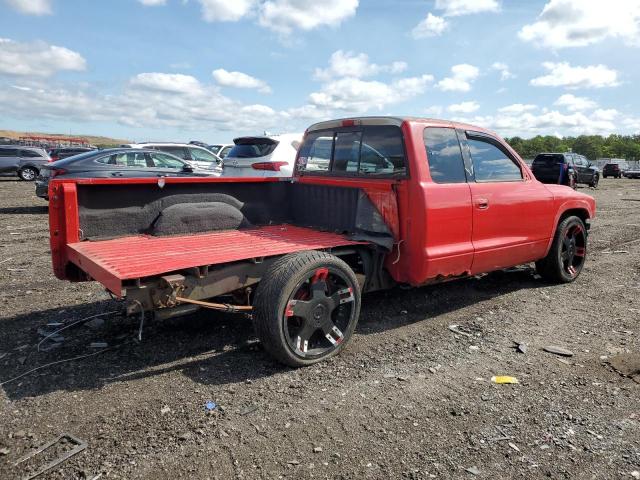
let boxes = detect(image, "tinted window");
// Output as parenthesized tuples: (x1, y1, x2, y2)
(227, 141, 277, 159)
(0, 148, 18, 157)
(298, 125, 405, 176)
(155, 146, 186, 159)
(208, 145, 221, 155)
(219, 146, 232, 158)
(188, 147, 218, 163)
(468, 137, 522, 182)
(424, 127, 466, 183)
(21, 149, 44, 158)
(533, 154, 564, 166)
(149, 152, 184, 169)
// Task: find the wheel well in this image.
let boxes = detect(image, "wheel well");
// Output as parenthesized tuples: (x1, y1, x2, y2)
(560, 208, 590, 226)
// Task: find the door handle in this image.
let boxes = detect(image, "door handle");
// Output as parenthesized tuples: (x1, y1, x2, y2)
(476, 198, 489, 210)
(111, 172, 123, 177)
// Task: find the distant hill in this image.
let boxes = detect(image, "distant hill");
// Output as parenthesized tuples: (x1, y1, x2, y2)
(0, 129, 130, 148)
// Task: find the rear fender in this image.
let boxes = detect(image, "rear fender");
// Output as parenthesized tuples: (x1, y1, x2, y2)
(544, 198, 595, 255)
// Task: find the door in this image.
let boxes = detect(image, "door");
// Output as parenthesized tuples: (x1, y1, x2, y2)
(463, 132, 555, 274)
(420, 127, 474, 279)
(0, 148, 19, 172)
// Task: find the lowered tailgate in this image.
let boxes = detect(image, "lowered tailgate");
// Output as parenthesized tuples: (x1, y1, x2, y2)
(66, 225, 364, 296)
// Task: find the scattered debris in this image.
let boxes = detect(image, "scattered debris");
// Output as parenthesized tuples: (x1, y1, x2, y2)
(14, 433, 87, 480)
(465, 466, 480, 475)
(608, 353, 640, 383)
(160, 405, 171, 415)
(205, 401, 217, 411)
(287, 460, 300, 465)
(0, 447, 9, 455)
(239, 404, 259, 416)
(513, 341, 528, 354)
(491, 376, 518, 384)
(543, 345, 574, 357)
(448, 325, 473, 337)
(313, 446, 323, 453)
(17, 356, 26, 365)
(630, 471, 640, 479)
(508, 442, 520, 452)
(178, 432, 192, 441)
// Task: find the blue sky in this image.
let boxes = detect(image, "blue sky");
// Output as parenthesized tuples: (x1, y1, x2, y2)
(0, 0, 639, 142)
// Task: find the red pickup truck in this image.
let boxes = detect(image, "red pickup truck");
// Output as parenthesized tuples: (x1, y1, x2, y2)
(48, 117, 595, 366)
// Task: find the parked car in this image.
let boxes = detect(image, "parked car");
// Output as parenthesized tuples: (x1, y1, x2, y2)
(35, 148, 208, 199)
(623, 167, 640, 179)
(127, 142, 222, 175)
(0, 145, 51, 181)
(602, 163, 624, 178)
(47, 116, 595, 367)
(531, 152, 599, 188)
(209, 144, 234, 158)
(48, 147, 96, 162)
(221, 134, 302, 178)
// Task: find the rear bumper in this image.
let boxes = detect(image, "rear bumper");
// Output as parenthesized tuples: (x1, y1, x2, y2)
(35, 180, 49, 198)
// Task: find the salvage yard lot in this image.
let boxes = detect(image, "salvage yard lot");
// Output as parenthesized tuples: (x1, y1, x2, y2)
(0, 178, 639, 479)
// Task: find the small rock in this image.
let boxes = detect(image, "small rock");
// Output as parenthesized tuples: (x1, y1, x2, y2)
(178, 432, 192, 441)
(508, 442, 520, 452)
(0, 447, 9, 455)
(428, 367, 437, 374)
(543, 345, 574, 357)
(630, 471, 640, 479)
(465, 466, 480, 475)
(13, 430, 26, 439)
(313, 446, 323, 453)
(397, 376, 408, 382)
(287, 460, 300, 465)
(160, 405, 171, 415)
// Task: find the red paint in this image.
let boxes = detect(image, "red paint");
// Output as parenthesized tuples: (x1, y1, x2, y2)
(49, 117, 596, 295)
(66, 225, 364, 296)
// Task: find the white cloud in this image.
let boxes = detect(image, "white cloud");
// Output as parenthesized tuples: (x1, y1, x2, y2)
(424, 105, 444, 116)
(554, 94, 597, 111)
(491, 62, 514, 80)
(412, 13, 449, 38)
(436, 63, 479, 92)
(434, 0, 500, 17)
(212, 68, 271, 93)
(519, 0, 640, 49)
(0, 38, 86, 77)
(309, 75, 434, 113)
(4, 0, 52, 15)
(313, 50, 407, 81)
(530, 62, 619, 89)
(130, 73, 204, 94)
(448, 101, 479, 113)
(258, 0, 358, 35)
(498, 103, 537, 114)
(197, 0, 256, 22)
(138, 0, 166, 5)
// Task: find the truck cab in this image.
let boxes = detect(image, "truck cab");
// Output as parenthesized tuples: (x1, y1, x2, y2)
(48, 117, 596, 366)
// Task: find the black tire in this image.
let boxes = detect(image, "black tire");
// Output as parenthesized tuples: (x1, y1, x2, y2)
(535, 215, 587, 283)
(590, 174, 599, 188)
(18, 167, 38, 181)
(252, 250, 361, 367)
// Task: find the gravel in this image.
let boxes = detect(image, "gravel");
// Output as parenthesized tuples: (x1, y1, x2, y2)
(0, 177, 639, 479)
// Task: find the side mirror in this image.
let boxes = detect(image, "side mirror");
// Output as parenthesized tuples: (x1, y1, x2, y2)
(182, 165, 193, 173)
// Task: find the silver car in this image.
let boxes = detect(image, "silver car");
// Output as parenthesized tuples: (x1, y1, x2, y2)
(0, 145, 51, 181)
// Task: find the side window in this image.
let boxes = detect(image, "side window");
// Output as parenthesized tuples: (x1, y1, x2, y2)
(219, 146, 232, 158)
(332, 131, 361, 173)
(0, 148, 18, 157)
(157, 146, 187, 159)
(150, 152, 185, 169)
(20, 150, 43, 158)
(423, 127, 466, 183)
(109, 152, 148, 167)
(188, 147, 217, 163)
(359, 127, 405, 175)
(467, 137, 522, 182)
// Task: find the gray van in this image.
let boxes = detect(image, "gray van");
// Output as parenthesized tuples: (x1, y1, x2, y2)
(0, 146, 51, 181)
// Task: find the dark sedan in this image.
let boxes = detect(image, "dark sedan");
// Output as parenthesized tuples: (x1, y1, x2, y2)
(35, 148, 210, 199)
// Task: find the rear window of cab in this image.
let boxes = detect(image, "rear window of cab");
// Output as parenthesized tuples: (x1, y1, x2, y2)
(296, 125, 406, 177)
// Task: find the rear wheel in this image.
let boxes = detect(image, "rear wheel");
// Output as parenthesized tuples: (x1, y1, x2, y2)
(18, 167, 38, 181)
(535, 216, 587, 283)
(252, 251, 361, 367)
(590, 174, 599, 188)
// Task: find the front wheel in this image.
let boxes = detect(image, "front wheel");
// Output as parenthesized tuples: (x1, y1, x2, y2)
(18, 167, 38, 181)
(535, 216, 587, 283)
(252, 251, 361, 367)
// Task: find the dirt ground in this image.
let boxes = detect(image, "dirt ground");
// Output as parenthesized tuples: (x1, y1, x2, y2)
(0, 177, 639, 480)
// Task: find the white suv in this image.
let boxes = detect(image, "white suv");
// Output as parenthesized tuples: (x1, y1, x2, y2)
(128, 143, 222, 175)
(221, 133, 302, 178)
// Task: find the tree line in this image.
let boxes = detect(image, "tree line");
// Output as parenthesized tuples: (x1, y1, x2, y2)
(504, 134, 640, 161)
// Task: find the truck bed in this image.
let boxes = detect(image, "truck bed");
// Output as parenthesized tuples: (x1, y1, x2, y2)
(66, 225, 364, 296)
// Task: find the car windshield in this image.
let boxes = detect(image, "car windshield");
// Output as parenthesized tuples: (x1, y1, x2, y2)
(227, 141, 277, 158)
(208, 145, 221, 155)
